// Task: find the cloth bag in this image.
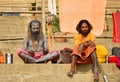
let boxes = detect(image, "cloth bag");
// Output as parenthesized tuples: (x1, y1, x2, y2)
(116, 56, 120, 67)
(59, 48, 72, 63)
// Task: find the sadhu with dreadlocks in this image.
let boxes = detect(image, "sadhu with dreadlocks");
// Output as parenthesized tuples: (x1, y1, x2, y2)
(17, 20, 59, 63)
(67, 20, 99, 80)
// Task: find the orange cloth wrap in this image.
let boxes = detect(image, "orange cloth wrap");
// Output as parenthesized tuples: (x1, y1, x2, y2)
(72, 33, 96, 64)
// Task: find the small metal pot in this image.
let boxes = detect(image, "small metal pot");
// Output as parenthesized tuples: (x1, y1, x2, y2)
(5, 53, 13, 64)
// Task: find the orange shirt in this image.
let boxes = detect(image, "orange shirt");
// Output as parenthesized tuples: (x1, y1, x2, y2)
(72, 33, 96, 64)
(74, 33, 96, 46)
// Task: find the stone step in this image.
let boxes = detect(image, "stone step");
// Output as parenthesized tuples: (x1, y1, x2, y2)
(106, 0, 120, 15)
(0, 64, 119, 82)
(0, 31, 25, 38)
(107, 0, 120, 7)
(0, 0, 30, 5)
(0, 16, 31, 37)
(0, 0, 37, 4)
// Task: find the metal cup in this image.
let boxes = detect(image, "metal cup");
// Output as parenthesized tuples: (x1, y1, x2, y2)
(5, 53, 13, 64)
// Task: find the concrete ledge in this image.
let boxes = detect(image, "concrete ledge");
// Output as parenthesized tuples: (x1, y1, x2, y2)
(0, 63, 120, 82)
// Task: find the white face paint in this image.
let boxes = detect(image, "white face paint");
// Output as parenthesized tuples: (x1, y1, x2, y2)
(30, 22, 40, 40)
(31, 22, 40, 34)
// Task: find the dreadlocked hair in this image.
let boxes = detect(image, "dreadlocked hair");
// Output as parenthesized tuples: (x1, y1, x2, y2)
(27, 20, 43, 40)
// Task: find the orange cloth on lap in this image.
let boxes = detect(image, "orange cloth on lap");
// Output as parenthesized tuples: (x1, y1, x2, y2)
(72, 33, 96, 64)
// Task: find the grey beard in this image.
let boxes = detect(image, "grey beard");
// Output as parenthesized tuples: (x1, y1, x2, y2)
(32, 33, 39, 40)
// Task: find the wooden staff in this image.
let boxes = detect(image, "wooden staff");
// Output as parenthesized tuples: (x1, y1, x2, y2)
(51, 29, 55, 50)
(47, 17, 55, 51)
(47, 24, 51, 51)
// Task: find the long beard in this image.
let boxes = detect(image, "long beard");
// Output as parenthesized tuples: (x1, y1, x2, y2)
(32, 32, 39, 40)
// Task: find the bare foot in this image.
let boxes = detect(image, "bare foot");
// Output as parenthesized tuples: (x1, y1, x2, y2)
(67, 71, 74, 76)
(94, 68, 99, 80)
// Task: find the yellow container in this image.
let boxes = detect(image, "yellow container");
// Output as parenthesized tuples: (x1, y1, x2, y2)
(96, 45, 108, 63)
(98, 57, 106, 63)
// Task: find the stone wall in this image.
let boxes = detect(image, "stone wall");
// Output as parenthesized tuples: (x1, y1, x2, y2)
(0, 64, 120, 82)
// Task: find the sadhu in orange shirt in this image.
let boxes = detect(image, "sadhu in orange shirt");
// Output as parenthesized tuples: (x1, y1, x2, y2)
(72, 33, 96, 64)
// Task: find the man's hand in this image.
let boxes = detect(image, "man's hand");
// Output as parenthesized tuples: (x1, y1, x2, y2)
(28, 51, 35, 56)
(83, 41, 90, 48)
(43, 49, 49, 54)
(28, 51, 35, 54)
(87, 40, 96, 47)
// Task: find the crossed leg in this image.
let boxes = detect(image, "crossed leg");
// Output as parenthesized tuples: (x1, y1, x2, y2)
(19, 51, 59, 63)
(36, 51, 59, 63)
(19, 52, 36, 63)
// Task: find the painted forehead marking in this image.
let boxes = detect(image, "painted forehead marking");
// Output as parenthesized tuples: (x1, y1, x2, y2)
(31, 22, 39, 26)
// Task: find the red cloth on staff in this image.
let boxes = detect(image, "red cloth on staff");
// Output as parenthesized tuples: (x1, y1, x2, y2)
(112, 12, 120, 43)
